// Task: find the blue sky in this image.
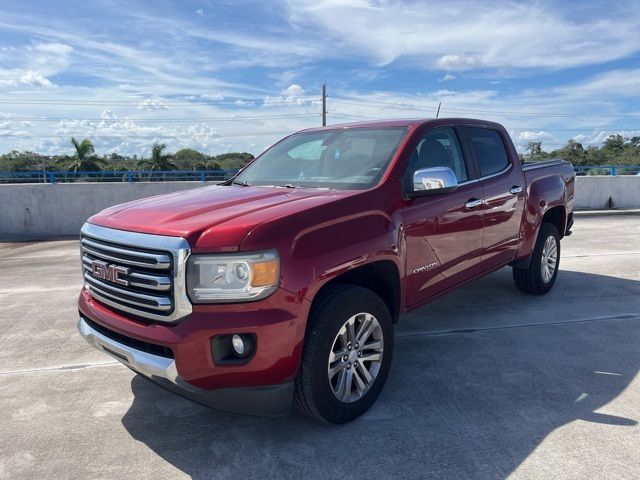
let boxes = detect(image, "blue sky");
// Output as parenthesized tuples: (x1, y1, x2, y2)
(0, 0, 639, 156)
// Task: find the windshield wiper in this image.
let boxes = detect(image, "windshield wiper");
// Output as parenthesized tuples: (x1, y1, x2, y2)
(232, 180, 252, 187)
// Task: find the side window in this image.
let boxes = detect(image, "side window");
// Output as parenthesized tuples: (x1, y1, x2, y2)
(468, 127, 510, 177)
(407, 128, 468, 183)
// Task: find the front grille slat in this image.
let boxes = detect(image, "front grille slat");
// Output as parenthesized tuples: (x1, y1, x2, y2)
(84, 274, 172, 311)
(81, 237, 171, 270)
(81, 231, 180, 321)
(82, 255, 172, 292)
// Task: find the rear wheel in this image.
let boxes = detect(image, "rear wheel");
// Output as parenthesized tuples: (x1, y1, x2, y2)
(513, 222, 560, 295)
(294, 285, 394, 424)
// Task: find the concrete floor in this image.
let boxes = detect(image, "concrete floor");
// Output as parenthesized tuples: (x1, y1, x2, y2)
(0, 215, 638, 479)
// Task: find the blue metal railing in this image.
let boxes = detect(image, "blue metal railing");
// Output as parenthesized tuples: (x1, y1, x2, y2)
(0, 169, 240, 184)
(573, 165, 640, 176)
(1, 165, 639, 184)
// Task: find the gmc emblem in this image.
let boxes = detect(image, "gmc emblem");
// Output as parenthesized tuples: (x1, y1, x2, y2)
(91, 259, 129, 286)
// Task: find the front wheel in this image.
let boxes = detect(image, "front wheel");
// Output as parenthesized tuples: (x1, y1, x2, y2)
(513, 222, 560, 295)
(294, 285, 394, 424)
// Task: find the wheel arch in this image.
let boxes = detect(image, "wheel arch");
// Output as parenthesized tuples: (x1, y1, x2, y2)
(512, 204, 566, 269)
(541, 205, 567, 239)
(309, 260, 402, 326)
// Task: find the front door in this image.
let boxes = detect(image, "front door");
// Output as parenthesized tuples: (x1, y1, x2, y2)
(402, 127, 485, 307)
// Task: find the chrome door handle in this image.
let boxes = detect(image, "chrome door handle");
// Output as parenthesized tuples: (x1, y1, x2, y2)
(509, 186, 523, 195)
(465, 198, 483, 209)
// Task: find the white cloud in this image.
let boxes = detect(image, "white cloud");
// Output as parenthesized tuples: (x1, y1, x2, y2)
(436, 55, 482, 71)
(515, 131, 555, 142)
(571, 130, 640, 147)
(136, 98, 168, 111)
(282, 84, 305, 97)
(195, 9, 204, 16)
(264, 84, 309, 106)
(439, 73, 456, 82)
(554, 68, 640, 97)
(33, 42, 73, 55)
(285, 0, 640, 70)
(0, 69, 55, 87)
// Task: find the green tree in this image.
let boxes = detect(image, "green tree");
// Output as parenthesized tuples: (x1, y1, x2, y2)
(137, 143, 177, 170)
(57, 138, 104, 171)
(585, 145, 607, 165)
(602, 134, 624, 157)
(525, 141, 542, 161)
(212, 152, 254, 170)
(173, 148, 206, 169)
(0, 150, 49, 171)
(556, 139, 587, 165)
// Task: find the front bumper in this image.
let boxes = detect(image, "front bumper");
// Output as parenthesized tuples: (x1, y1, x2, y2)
(78, 316, 294, 416)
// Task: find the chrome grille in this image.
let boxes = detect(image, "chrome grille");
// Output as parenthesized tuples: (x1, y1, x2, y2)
(80, 223, 192, 322)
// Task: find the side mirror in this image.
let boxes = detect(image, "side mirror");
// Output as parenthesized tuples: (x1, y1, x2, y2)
(411, 167, 458, 196)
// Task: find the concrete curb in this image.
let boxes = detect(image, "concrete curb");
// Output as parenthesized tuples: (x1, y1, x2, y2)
(574, 209, 640, 217)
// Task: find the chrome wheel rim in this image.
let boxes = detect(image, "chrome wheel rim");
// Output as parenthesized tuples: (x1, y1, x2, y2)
(540, 236, 558, 283)
(327, 312, 384, 403)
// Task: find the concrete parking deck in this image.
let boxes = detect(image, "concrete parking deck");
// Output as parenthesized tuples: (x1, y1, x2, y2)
(1, 216, 638, 479)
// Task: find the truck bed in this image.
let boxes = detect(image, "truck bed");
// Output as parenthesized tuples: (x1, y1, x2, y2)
(522, 159, 570, 171)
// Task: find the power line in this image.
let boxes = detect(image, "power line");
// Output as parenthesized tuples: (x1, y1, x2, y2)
(0, 97, 322, 107)
(332, 95, 434, 108)
(0, 113, 320, 123)
(330, 98, 437, 113)
(0, 131, 294, 139)
(329, 96, 640, 118)
(329, 111, 640, 131)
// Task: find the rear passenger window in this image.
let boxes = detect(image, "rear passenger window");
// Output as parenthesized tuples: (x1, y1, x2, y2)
(468, 127, 510, 177)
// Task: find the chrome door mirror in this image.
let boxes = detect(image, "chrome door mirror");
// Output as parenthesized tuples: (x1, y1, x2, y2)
(412, 167, 458, 195)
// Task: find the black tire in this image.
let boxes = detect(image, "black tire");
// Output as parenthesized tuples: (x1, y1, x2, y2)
(294, 285, 394, 424)
(513, 222, 560, 295)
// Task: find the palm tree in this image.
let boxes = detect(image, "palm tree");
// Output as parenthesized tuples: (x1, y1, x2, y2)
(57, 137, 104, 171)
(137, 143, 177, 171)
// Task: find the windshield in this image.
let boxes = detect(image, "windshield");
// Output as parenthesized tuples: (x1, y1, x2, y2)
(235, 127, 407, 189)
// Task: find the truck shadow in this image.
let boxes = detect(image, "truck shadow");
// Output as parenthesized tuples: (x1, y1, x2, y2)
(121, 269, 639, 479)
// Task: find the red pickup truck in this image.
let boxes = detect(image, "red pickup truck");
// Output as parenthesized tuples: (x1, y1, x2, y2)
(77, 118, 575, 423)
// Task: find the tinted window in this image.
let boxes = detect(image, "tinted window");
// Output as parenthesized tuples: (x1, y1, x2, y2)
(406, 128, 468, 183)
(468, 127, 510, 177)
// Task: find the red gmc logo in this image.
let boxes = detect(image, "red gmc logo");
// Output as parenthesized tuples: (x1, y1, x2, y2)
(91, 259, 129, 286)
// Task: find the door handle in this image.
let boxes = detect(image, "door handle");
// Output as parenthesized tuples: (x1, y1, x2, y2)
(509, 186, 523, 195)
(465, 198, 483, 209)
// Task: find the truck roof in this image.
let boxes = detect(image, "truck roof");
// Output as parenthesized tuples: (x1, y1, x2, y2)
(300, 118, 504, 132)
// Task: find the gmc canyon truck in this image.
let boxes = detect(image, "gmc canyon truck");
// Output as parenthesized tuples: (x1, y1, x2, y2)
(77, 118, 575, 424)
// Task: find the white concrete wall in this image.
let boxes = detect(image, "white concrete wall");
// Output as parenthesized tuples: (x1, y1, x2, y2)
(0, 182, 218, 240)
(573, 176, 640, 210)
(1, 176, 639, 240)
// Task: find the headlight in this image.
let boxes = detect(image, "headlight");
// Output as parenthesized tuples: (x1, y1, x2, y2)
(186, 251, 279, 303)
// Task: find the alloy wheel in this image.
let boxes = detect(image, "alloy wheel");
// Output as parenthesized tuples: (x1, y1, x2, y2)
(540, 235, 558, 283)
(327, 312, 384, 403)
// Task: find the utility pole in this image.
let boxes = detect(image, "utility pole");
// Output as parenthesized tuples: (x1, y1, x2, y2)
(322, 83, 327, 126)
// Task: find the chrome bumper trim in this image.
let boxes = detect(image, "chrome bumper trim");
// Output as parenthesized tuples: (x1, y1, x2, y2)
(77, 317, 200, 392)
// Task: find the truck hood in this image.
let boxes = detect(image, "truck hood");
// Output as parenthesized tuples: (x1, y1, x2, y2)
(88, 185, 350, 251)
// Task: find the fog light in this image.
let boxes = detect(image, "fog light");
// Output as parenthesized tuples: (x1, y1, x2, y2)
(231, 334, 245, 356)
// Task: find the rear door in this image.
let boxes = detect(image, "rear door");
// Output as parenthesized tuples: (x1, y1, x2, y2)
(465, 127, 525, 267)
(402, 126, 485, 307)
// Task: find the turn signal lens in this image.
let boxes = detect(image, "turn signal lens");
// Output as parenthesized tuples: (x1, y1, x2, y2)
(250, 259, 279, 287)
